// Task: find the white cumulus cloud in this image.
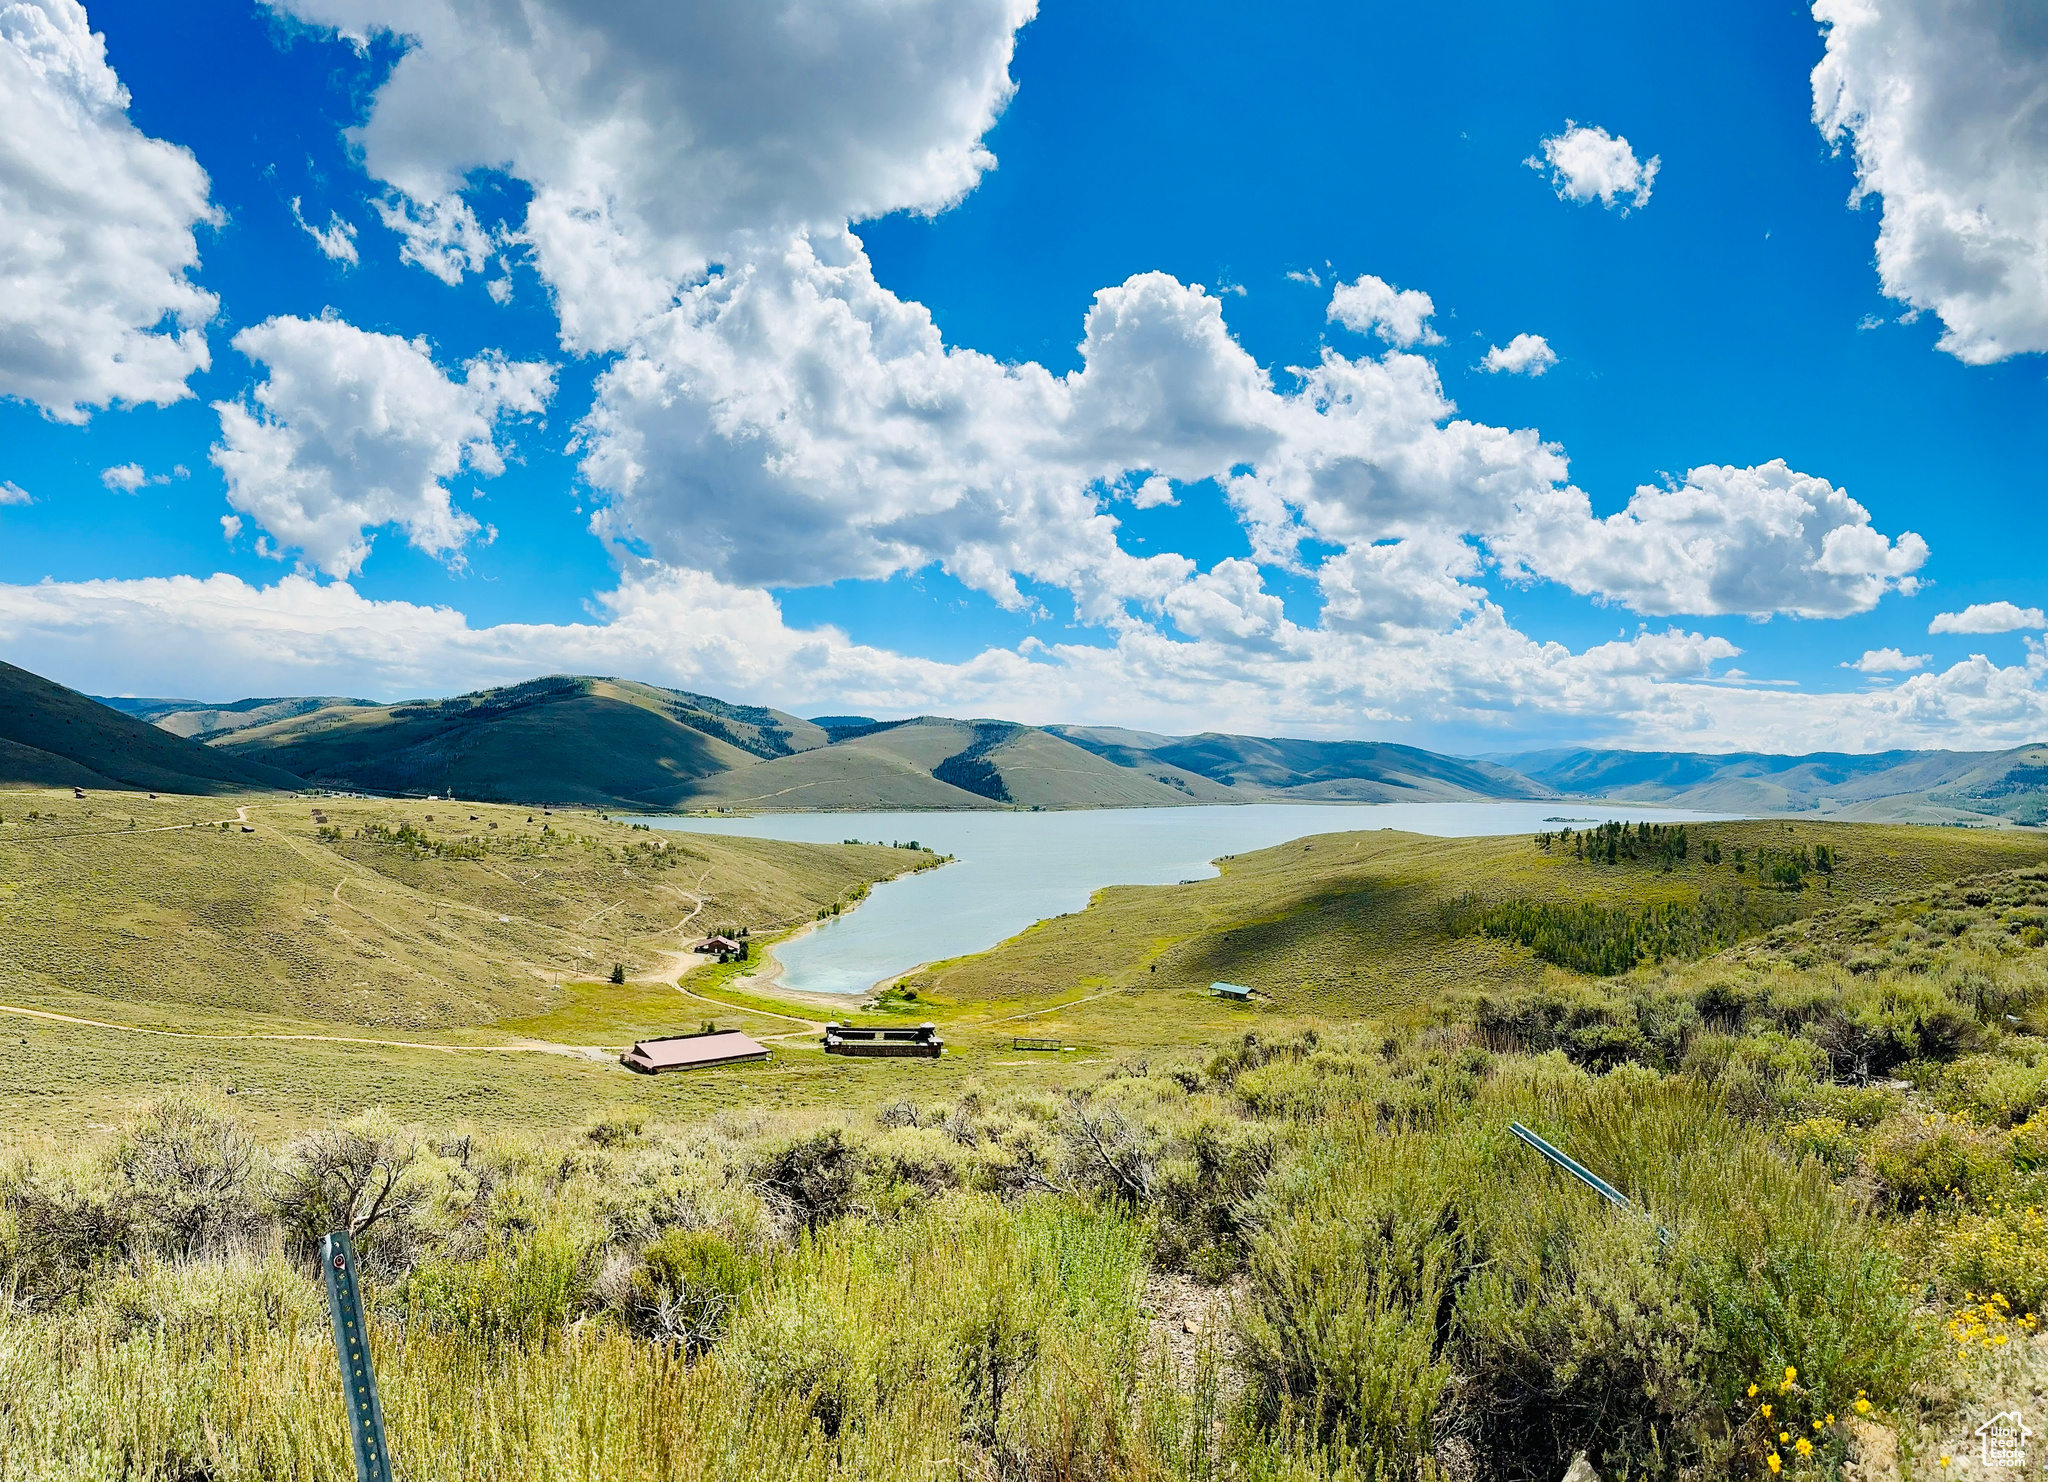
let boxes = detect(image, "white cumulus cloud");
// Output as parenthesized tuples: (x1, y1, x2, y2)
(1813, 0, 2048, 363)
(1530, 121, 1659, 211)
(1498, 460, 1928, 619)
(0, 0, 221, 422)
(269, 0, 1036, 350)
(1327, 274, 1442, 347)
(290, 195, 360, 265)
(212, 315, 555, 577)
(259, 0, 1926, 650)
(0, 481, 33, 506)
(1929, 601, 2048, 635)
(4, 567, 2045, 754)
(1846, 647, 1928, 673)
(1481, 333, 1557, 376)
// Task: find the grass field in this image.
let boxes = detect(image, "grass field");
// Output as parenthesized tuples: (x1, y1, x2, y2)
(6, 797, 2048, 1479)
(3, 802, 2042, 1148)
(5, 841, 2048, 1478)
(909, 818, 2048, 1013)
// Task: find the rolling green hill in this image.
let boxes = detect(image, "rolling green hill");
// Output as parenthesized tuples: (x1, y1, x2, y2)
(0, 660, 300, 794)
(188, 677, 1550, 812)
(678, 718, 1231, 810)
(1502, 743, 2048, 824)
(206, 675, 822, 806)
(95, 693, 378, 741)
(910, 818, 2048, 1012)
(1051, 724, 1549, 801)
(92, 664, 2048, 819)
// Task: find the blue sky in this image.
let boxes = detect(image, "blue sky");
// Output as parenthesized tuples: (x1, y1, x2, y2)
(1, 0, 2044, 752)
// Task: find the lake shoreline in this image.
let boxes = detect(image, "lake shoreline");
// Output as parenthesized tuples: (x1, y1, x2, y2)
(651, 802, 1735, 997)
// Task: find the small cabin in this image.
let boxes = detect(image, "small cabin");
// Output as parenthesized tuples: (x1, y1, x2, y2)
(693, 935, 748, 963)
(620, 1029, 769, 1074)
(823, 1022, 942, 1059)
(1211, 981, 1253, 1001)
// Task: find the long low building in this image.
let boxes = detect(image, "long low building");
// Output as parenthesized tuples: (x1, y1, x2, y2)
(822, 1022, 943, 1059)
(620, 1029, 770, 1073)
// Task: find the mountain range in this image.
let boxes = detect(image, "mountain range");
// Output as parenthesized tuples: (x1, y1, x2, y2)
(0, 660, 2041, 823)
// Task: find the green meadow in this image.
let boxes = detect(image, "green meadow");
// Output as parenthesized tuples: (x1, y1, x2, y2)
(4, 787, 2048, 1478)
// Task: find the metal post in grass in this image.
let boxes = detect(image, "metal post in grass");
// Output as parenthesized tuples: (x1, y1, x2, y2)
(321, 1230, 395, 1482)
(1509, 1121, 1673, 1245)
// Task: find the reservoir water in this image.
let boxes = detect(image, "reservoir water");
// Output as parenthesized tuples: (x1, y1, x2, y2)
(651, 801, 1726, 997)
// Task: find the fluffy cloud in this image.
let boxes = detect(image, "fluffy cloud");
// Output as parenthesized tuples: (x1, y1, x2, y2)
(0, 481, 32, 506)
(1847, 647, 1928, 673)
(1314, 534, 1487, 638)
(1480, 333, 1557, 376)
(579, 249, 1281, 622)
(270, 0, 1035, 350)
(150, 0, 1946, 757)
(290, 196, 359, 265)
(1499, 461, 1927, 619)
(1929, 601, 2048, 635)
(0, 0, 220, 422)
(1813, 0, 2048, 363)
(1530, 122, 1658, 211)
(7, 566, 2045, 753)
(99, 461, 181, 492)
(1327, 274, 1442, 347)
(579, 249, 1910, 636)
(212, 315, 555, 577)
(263, 0, 1926, 654)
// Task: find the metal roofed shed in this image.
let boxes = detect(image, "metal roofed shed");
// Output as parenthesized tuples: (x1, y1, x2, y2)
(620, 1029, 770, 1074)
(1211, 982, 1254, 1000)
(823, 1022, 943, 1058)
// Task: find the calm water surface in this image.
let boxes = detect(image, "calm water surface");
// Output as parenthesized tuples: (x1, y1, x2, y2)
(650, 802, 1726, 996)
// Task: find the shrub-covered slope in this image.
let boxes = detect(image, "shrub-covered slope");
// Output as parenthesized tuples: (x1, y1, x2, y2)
(0, 660, 300, 793)
(0, 789, 916, 1029)
(9, 852, 2048, 1479)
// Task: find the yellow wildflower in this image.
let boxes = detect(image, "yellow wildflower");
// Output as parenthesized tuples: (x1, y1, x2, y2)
(1761, 1403, 1772, 1419)
(1767, 1456, 1782, 1475)
(1785, 1365, 1797, 1382)
(1748, 1383, 1759, 1398)
(1795, 1438, 1813, 1458)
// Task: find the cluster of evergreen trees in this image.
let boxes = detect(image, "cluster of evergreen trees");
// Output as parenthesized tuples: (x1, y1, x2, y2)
(1536, 820, 1691, 868)
(1444, 886, 1800, 976)
(1534, 823, 1840, 891)
(351, 820, 489, 861)
(1751, 843, 1836, 889)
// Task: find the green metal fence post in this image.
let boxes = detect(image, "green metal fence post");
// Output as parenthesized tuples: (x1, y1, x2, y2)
(321, 1230, 396, 1482)
(1509, 1121, 1673, 1245)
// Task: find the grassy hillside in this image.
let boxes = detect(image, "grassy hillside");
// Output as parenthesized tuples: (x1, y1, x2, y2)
(0, 785, 919, 1032)
(680, 718, 1218, 810)
(98, 693, 378, 740)
(211, 676, 824, 806)
(1506, 743, 2048, 824)
(909, 819, 2048, 1014)
(207, 688, 1228, 812)
(6, 847, 2048, 1479)
(1052, 724, 1551, 801)
(104, 665, 2048, 818)
(0, 659, 301, 794)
